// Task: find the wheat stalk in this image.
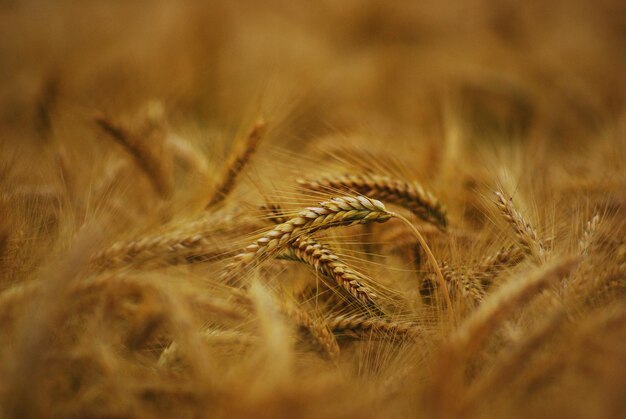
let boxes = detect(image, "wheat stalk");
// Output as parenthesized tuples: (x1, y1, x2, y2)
(298, 173, 448, 229)
(206, 119, 267, 209)
(494, 192, 546, 264)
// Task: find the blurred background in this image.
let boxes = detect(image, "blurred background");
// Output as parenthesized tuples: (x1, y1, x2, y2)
(1, 0, 624, 149)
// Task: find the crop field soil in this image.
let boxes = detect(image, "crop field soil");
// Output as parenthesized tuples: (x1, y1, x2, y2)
(0, 1, 624, 418)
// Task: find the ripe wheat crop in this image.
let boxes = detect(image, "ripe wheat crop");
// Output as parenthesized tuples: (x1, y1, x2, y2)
(0, 1, 624, 418)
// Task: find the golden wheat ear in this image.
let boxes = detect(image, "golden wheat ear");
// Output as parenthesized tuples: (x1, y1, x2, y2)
(494, 191, 546, 264)
(262, 203, 383, 312)
(473, 245, 526, 290)
(280, 235, 383, 312)
(579, 214, 600, 256)
(325, 313, 422, 341)
(206, 118, 267, 209)
(94, 112, 173, 198)
(222, 195, 392, 283)
(298, 173, 448, 230)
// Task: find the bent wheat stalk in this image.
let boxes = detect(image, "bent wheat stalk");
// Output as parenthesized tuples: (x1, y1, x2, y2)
(223, 195, 392, 282)
(227, 195, 452, 311)
(299, 173, 448, 229)
(391, 212, 453, 314)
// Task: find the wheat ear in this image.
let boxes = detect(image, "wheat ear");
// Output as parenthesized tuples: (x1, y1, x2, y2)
(579, 213, 600, 256)
(223, 195, 392, 281)
(90, 212, 261, 270)
(440, 262, 485, 305)
(90, 231, 236, 271)
(326, 314, 422, 340)
(283, 303, 340, 360)
(263, 204, 379, 308)
(283, 236, 380, 308)
(206, 119, 267, 209)
(298, 173, 448, 229)
(494, 192, 546, 264)
(472, 245, 525, 290)
(94, 113, 173, 198)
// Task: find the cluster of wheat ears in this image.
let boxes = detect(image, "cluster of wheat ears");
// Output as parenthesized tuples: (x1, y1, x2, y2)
(1, 1, 625, 418)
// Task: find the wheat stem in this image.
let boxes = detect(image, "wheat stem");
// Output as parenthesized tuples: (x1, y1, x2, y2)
(391, 212, 453, 316)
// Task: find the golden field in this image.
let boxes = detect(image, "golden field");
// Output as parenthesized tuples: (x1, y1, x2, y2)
(0, 1, 624, 418)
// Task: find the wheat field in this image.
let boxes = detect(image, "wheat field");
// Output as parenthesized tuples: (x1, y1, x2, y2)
(1, 1, 625, 418)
